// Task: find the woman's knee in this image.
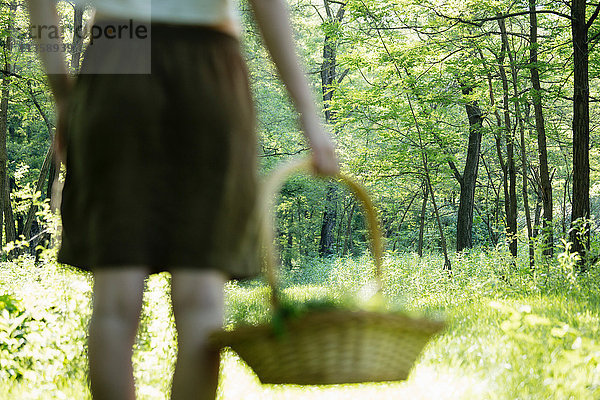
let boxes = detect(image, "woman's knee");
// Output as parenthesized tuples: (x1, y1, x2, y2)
(91, 267, 149, 323)
(170, 270, 226, 331)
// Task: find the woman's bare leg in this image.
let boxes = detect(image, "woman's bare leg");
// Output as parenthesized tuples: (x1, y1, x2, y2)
(170, 270, 226, 400)
(88, 267, 149, 400)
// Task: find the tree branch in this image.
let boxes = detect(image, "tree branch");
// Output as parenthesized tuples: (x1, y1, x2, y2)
(587, 2, 600, 28)
(323, 0, 332, 20)
(474, 10, 572, 23)
(337, 68, 350, 84)
(335, 1, 346, 21)
(0, 69, 26, 80)
(428, 8, 572, 27)
(259, 147, 309, 158)
(447, 159, 464, 184)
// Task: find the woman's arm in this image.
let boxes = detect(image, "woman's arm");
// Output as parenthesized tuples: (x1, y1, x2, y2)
(26, 0, 72, 101)
(247, 0, 339, 176)
(26, 0, 73, 163)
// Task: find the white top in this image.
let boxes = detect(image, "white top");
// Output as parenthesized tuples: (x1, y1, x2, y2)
(76, 0, 239, 25)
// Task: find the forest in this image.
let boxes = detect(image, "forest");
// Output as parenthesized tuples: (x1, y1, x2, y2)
(1, 0, 600, 399)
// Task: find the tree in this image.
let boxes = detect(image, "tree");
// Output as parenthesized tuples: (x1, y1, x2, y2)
(454, 82, 484, 252)
(496, 16, 518, 257)
(569, 0, 598, 268)
(1, 0, 18, 251)
(528, 0, 553, 257)
(318, 0, 347, 256)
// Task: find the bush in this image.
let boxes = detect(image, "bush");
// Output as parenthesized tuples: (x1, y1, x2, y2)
(0, 293, 33, 380)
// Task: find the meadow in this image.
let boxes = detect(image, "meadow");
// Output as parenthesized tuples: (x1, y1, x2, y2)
(1, 247, 599, 399)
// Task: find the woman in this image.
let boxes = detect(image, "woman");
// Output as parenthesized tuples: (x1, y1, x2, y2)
(26, 0, 338, 399)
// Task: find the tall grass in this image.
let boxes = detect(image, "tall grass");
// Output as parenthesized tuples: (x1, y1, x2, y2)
(1, 248, 599, 399)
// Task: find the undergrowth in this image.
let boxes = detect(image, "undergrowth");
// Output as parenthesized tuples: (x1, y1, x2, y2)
(0, 247, 599, 399)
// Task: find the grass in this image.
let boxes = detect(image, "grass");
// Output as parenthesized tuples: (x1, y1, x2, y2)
(1, 248, 599, 399)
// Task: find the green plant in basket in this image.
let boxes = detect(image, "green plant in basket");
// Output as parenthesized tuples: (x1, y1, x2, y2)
(271, 288, 355, 337)
(211, 157, 446, 385)
(272, 281, 430, 326)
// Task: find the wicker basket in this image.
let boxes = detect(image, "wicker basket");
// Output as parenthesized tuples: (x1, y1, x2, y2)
(210, 157, 445, 385)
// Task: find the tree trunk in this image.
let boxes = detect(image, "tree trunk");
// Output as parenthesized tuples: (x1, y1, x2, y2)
(529, 0, 553, 257)
(417, 181, 428, 256)
(483, 50, 514, 255)
(533, 193, 542, 238)
(426, 177, 451, 272)
(335, 200, 345, 253)
(499, 17, 534, 268)
(285, 211, 293, 268)
(417, 133, 450, 271)
(0, 72, 7, 250)
(320, 0, 346, 122)
(570, 0, 591, 268)
(23, 146, 54, 239)
(520, 124, 534, 269)
(456, 84, 483, 252)
(497, 18, 518, 257)
(46, 162, 56, 200)
(318, 183, 337, 256)
(317, 0, 346, 256)
(22, 68, 59, 242)
(0, 1, 16, 252)
(562, 170, 570, 237)
(506, 130, 518, 257)
(343, 200, 355, 255)
(481, 153, 501, 245)
(3, 179, 16, 247)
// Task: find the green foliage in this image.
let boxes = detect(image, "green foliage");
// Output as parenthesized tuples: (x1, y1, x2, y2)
(8, 0, 599, 261)
(2, 163, 58, 259)
(1, 248, 600, 398)
(489, 298, 600, 396)
(0, 293, 32, 380)
(2, 2, 55, 192)
(0, 259, 91, 397)
(224, 282, 271, 328)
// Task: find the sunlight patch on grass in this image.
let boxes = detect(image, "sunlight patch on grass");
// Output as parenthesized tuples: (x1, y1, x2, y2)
(134, 273, 177, 400)
(218, 350, 490, 400)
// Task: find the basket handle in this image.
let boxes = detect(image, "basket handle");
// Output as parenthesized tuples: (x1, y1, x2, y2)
(262, 156, 384, 310)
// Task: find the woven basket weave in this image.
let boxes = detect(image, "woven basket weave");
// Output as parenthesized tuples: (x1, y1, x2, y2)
(210, 157, 445, 385)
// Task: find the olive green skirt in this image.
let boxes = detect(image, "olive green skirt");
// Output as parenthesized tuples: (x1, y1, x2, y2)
(58, 23, 261, 280)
